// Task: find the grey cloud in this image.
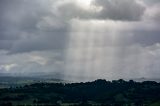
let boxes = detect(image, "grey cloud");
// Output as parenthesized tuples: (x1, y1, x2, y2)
(146, 5, 160, 22)
(57, 2, 93, 20)
(0, 0, 68, 53)
(92, 0, 145, 21)
(141, 0, 160, 23)
(0, 0, 57, 34)
(0, 0, 50, 31)
(132, 31, 160, 46)
(113, 31, 160, 47)
(0, 30, 68, 54)
(0, 50, 64, 76)
(0, 30, 19, 40)
(56, 0, 145, 21)
(0, 40, 13, 50)
(143, 0, 160, 5)
(8, 31, 68, 54)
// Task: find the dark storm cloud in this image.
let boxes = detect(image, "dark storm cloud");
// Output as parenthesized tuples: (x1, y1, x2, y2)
(0, 40, 13, 50)
(0, 0, 48, 31)
(9, 31, 68, 54)
(92, 0, 145, 21)
(57, 0, 145, 21)
(0, 0, 68, 53)
(57, 2, 93, 20)
(0, 0, 159, 54)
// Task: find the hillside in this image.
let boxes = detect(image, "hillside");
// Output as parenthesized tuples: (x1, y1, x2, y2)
(0, 79, 160, 106)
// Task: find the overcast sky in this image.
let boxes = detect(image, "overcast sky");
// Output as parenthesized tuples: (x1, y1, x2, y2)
(0, 0, 160, 81)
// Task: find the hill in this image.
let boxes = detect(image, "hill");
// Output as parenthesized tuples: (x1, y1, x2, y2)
(0, 79, 160, 106)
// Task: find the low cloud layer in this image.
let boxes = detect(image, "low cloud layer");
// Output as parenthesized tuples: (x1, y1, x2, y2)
(0, 0, 160, 81)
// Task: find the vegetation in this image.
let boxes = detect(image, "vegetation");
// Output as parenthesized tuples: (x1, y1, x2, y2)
(0, 79, 160, 106)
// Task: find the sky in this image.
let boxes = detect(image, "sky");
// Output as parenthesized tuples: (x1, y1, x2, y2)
(0, 0, 160, 81)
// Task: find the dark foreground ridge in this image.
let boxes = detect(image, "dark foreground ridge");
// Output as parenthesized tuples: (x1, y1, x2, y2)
(0, 79, 160, 106)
